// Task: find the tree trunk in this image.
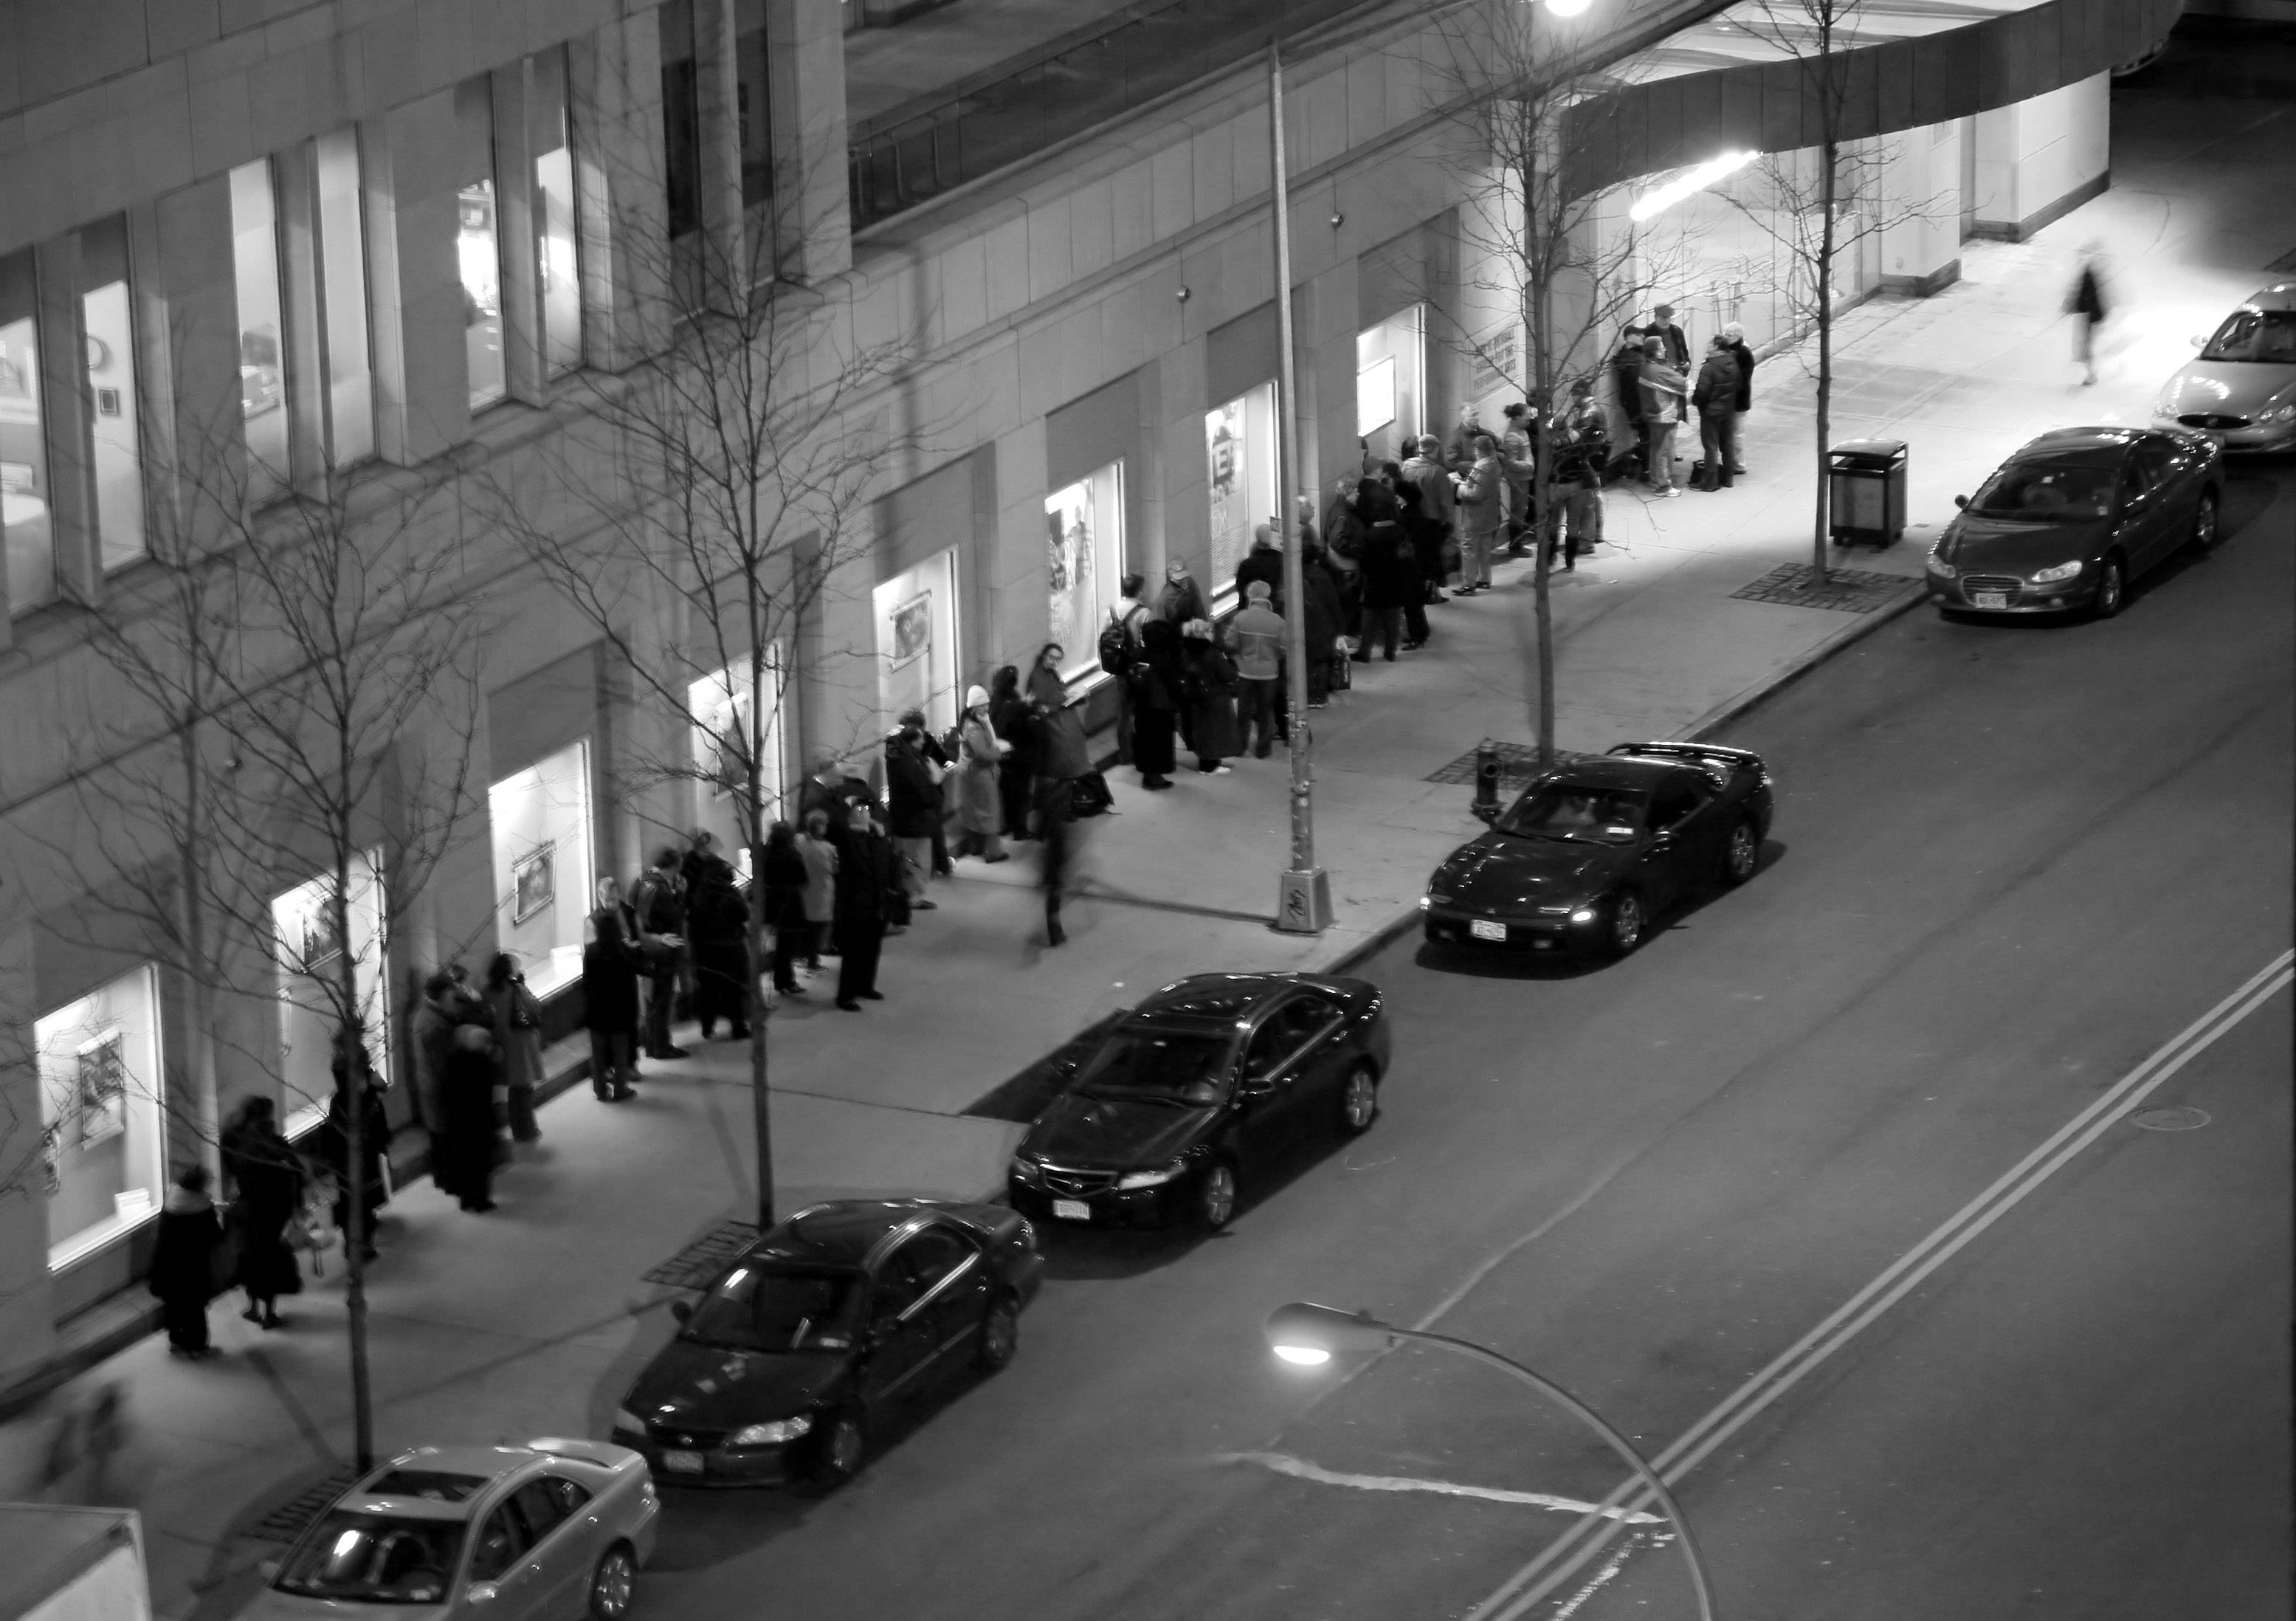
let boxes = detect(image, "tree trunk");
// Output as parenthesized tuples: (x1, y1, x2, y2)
(743, 759, 774, 1233)
(1813, 138, 1839, 585)
(330, 867, 374, 1472)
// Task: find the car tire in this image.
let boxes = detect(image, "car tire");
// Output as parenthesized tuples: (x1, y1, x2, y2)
(2092, 554, 2126, 619)
(1336, 1064, 1379, 1138)
(1604, 891, 1646, 958)
(975, 1293, 1020, 1372)
(1192, 1160, 1238, 1231)
(587, 1543, 637, 1621)
(1719, 819, 1759, 888)
(2190, 492, 2220, 554)
(810, 1408, 866, 1490)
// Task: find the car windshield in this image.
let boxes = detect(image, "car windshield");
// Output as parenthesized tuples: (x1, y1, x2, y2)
(1074, 1028, 1234, 1104)
(2198, 307, 2296, 363)
(1967, 460, 2116, 520)
(1497, 783, 1644, 844)
(684, 1264, 862, 1352)
(274, 1510, 464, 1605)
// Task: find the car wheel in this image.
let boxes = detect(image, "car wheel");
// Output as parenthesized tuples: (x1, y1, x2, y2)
(2092, 554, 2126, 619)
(1193, 1160, 1238, 1231)
(2190, 492, 2220, 554)
(976, 1293, 1020, 1372)
(1337, 1064, 1379, 1137)
(811, 1408, 866, 1489)
(1605, 891, 1645, 957)
(1719, 819, 1759, 888)
(587, 1543, 637, 1621)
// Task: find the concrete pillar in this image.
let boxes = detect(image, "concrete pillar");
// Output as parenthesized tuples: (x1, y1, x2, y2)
(1878, 123, 1962, 297)
(140, 177, 246, 536)
(271, 142, 331, 493)
(1158, 337, 1211, 585)
(371, 90, 472, 466)
(1971, 72, 2111, 243)
(991, 425, 1048, 673)
(766, 0, 851, 283)
(571, 17, 672, 371)
(492, 67, 548, 408)
(0, 918, 58, 1390)
(1306, 258, 1359, 504)
(33, 235, 96, 604)
(694, 0, 748, 283)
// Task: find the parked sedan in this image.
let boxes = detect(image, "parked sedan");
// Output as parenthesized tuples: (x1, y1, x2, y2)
(1421, 743, 1775, 960)
(612, 1199, 1041, 1489)
(238, 1439, 658, 1620)
(2154, 283, 2296, 453)
(1925, 427, 2222, 618)
(1007, 973, 1391, 1231)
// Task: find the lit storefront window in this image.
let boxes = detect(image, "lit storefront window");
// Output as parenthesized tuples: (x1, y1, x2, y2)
(874, 551, 959, 737)
(271, 852, 390, 1135)
(689, 653, 783, 878)
(1204, 383, 1275, 610)
(1046, 461, 1123, 684)
(1356, 304, 1425, 466)
(229, 159, 291, 500)
(458, 79, 507, 411)
(37, 966, 166, 1270)
(0, 249, 54, 613)
(489, 740, 596, 997)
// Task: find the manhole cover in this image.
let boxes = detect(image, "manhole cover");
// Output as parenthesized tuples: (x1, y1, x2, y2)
(643, 1219, 761, 1289)
(2129, 1105, 2210, 1132)
(1731, 562, 1908, 613)
(247, 1468, 362, 1541)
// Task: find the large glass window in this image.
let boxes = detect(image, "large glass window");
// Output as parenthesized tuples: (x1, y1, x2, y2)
(489, 740, 596, 997)
(270, 851, 390, 1135)
(690, 653, 783, 877)
(0, 249, 54, 614)
(313, 126, 374, 467)
(659, 0, 702, 241)
(230, 159, 291, 500)
(873, 551, 959, 737)
(457, 80, 507, 412)
(734, 0, 774, 209)
(1046, 461, 1123, 684)
(36, 966, 166, 1270)
(1204, 383, 1275, 610)
(1356, 305, 1425, 467)
(529, 49, 582, 378)
(78, 218, 145, 571)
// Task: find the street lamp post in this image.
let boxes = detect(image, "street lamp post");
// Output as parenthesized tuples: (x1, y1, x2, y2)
(1264, 1303, 1717, 1621)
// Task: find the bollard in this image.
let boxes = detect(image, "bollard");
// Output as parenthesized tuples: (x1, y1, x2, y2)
(1472, 740, 1503, 822)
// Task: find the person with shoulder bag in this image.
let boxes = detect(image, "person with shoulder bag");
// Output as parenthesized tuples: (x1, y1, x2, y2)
(485, 951, 546, 1140)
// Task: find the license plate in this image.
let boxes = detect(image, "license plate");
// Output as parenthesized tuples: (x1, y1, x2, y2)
(1971, 591, 2007, 609)
(662, 1450, 703, 1474)
(1052, 1199, 1092, 1222)
(1470, 919, 1508, 942)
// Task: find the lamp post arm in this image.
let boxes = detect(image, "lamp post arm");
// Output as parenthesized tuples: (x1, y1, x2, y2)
(1389, 1327, 1717, 1621)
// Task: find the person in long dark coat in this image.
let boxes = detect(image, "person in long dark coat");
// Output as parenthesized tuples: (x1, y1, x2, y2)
(149, 1166, 223, 1358)
(686, 858, 753, 1038)
(832, 803, 900, 1011)
(314, 1038, 390, 1262)
(1354, 478, 1417, 662)
(987, 664, 1036, 842)
(759, 820, 810, 998)
(1181, 621, 1241, 772)
(221, 1096, 303, 1329)
(582, 912, 642, 1101)
(1299, 543, 1347, 706)
(1129, 619, 1184, 789)
(1388, 469, 1438, 649)
(436, 1025, 500, 1213)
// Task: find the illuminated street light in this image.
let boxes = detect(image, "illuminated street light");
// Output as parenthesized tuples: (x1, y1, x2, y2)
(1264, 1303, 1718, 1621)
(1629, 149, 1757, 221)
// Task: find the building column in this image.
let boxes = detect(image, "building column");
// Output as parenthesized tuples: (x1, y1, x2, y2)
(1878, 123, 1962, 297)
(766, 0, 852, 283)
(33, 235, 97, 605)
(371, 91, 473, 467)
(694, 0, 749, 283)
(0, 917, 58, 1390)
(1157, 337, 1211, 585)
(1306, 258, 1359, 504)
(492, 67, 548, 407)
(134, 180, 241, 549)
(1971, 72, 2111, 243)
(571, 16, 672, 371)
(991, 425, 1048, 677)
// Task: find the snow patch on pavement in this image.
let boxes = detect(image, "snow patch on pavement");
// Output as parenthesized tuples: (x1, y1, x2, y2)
(1217, 1450, 1663, 1523)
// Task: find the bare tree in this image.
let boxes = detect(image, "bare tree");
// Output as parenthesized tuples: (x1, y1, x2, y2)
(488, 188, 924, 1231)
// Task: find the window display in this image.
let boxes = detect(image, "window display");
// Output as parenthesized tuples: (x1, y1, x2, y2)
(458, 80, 506, 411)
(271, 851, 390, 1135)
(1204, 383, 1275, 609)
(0, 248, 54, 614)
(1356, 305, 1425, 467)
(489, 740, 596, 997)
(689, 653, 784, 875)
(1046, 461, 1123, 684)
(874, 551, 959, 736)
(36, 966, 165, 1270)
(229, 159, 290, 500)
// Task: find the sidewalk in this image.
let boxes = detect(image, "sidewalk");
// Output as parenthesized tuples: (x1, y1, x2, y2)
(4, 106, 2273, 1619)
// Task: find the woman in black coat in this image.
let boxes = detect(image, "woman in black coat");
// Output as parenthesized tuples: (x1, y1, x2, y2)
(314, 1041, 390, 1263)
(759, 819, 810, 998)
(687, 859, 754, 1036)
(1129, 619, 1184, 789)
(149, 1166, 223, 1357)
(436, 1025, 502, 1212)
(987, 664, 1036, 842)
(1354, 478, 1417, 662)
(221, 1096, 304, 1329)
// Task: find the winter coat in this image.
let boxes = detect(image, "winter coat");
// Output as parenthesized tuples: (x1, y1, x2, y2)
(1229, 602, 1286, 681)
(759, 839, 809, 930)
(1029, 667, 1092, 781)
(1300, 556, 1345, 657)
(832, 827, 901, 941)
(1726, 340, 1756, 411)
(1692, 351, 1741, 416)
(221, 1121, 304, 1297)
(794, 833, 838, 923)
(1399, 454, 1454, 528)
(954, 713, 1004, 834)
(1157, 576, 1209, 625)
(1638, 357, 1687, 426)
(314, 1077, 390, 1216)
(486, 980, 547, 1091)
(1650, 321, 1690, 369)
(1185, 641, 1242, 760)
(990, 695, 1037, 776)
(1612, 340, 1649, 425)
(581, 933, 641, 1031)
(1357, 512, 1418, 610)
(148, 1188, 222, 1306)
(883, 734, 945, 839)
(1235, 548, 1286, 611)
(630, 870, 685, 938)
(1456, 457, 1505, 537)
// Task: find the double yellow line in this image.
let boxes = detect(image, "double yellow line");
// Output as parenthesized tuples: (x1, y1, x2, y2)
(1466, 948, 2296, 1621)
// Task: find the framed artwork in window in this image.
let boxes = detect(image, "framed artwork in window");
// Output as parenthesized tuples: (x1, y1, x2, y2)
(74, 1033, 128, 1147)
(511, 843, 555, 925)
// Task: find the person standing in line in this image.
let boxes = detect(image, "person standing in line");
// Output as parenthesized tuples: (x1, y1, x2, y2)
(1156, 557, 1208, 627)
(2066, 249, 2108, 385)
(793, 808, 840, 973)
(987, 664, 1036, 842)
(1355, 476, 1416, 661)
(410, 969, 463, 1189)
(1399, 435, 1456, 596)
(1638, 336, 1689, 498)
(1608, 325, 1649, 481)
(683, 861, 752, 1036)
(1454, 435, 1506, 592)
(483, 953, 545, 1140)
(1443, 401, 1488, 475)
(629, 850, 689, 1059)
(1110, 573, 1151, 764)
(1499, 402, 1538, 556)
(149, 1166, 223, 1358)
(1028, 643, 1092, 796)
(951, 685, 1011, 861)
(1720, 322, 1755, 475)
(883, 709, 947, 912)
(1387, 469, 1438, 648)
(317, 1029, 390, 1263)
(1551, 377, 1610, 571)
(759, 820, 810, 999)
(1649, 303, 1691, 370)
(1230, 580, 1286, 757)
(220, 1095, 303, 1331)
(1692, 335, 1742, 492)
(832, 803, 898, 1010)
(438, 1023, 501, 1212)
(1298, 542, 1348, 707)
(1128, 618, 1184, 790)
(1181, 619, 1241, 771)
(581, 912, 641, 1102)
(1235, 526, 1286, 610)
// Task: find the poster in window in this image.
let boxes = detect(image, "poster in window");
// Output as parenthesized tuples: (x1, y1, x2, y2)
(297, 884, 347, 969)
(888, 591, 932, 672)
(511, 842, 555, 925)
(74, 1033, 128, 1147)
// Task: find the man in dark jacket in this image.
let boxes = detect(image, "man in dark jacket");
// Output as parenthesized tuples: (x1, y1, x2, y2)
(1235, 525, 1286, 610)
(832, 803, 900, 1011)
(1720, 321, 1754, 475)
(1690, 336, 1742, 492)
(883, 711, 945, 913)
(1649, 303, 1691, 369)
(629, 850, 688, 1059)
(1299, 543, 1348, 708)
(582, 913, 641, 1101)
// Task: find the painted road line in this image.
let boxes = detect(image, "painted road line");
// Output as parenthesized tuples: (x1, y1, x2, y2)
(1219, 1451, 1664, 1522)
(1466, 949, 2295, 1621)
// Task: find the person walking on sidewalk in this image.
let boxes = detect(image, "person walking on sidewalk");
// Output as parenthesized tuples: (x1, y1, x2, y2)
(220, 1095, 303, 1331)
(630, 851, 689, 1059)
(1720, 322, 1755, 475)
(794, 809, 839, 971)
(582, 912, 642, 1101)
(1692, 335, 1742, 492)
(685, 862, 754, 1036)
(1638, 336, 1689, 498)
(151, 1166, 224, 1358)
(884, 710, 947, 912)
(1230, 581, 1286, 757)
(1038, 782, 1078, 948)
(833, 803, 900, 1010)
(1454, 435, 1505, 592)
(988, 664, 1036, 842)
(484, 953, 546, 1140)
(2066, 249, 2109, 386)
(951, 685, 1010, 861)
(1128, 619, 1184, 790)
(1157, 558, 1209, 627)
(759, 820, 810, 999)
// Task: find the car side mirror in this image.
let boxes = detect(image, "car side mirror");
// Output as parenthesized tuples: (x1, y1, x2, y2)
(2190, 334, 2205, 350)
(669, 1300, 693, 1324)
(466, 1583, 500, 1605)
(1952, 494, 1968, 510)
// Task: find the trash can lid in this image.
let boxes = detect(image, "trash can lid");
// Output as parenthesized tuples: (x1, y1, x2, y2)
(1830, 438, 1907, 456)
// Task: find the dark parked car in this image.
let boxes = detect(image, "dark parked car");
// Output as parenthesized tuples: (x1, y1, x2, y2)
(1421, 743, 1776, 960)
(1007, 973, 1392, 1232)
(1926, 427, 2223, 618)
(611, 1199, 1042, 1489)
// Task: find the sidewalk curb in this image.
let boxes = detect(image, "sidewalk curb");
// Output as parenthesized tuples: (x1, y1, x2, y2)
(1683, 579, 1928, 743)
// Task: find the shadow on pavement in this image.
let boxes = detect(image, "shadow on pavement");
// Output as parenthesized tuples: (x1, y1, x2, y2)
(1035, 1222, 1203, 1281)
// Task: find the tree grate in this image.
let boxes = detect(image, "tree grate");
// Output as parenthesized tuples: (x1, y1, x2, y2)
(247, 1468, 362, 1541)
(1424, 742, 1593, 787)
(1730, 562, 1909, 613)
(643, 1219, 762, 1290)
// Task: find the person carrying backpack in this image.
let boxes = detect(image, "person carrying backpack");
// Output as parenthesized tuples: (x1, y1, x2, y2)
(1101, 573, 1150, 763)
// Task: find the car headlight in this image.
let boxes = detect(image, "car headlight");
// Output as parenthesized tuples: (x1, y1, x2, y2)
(1008, 1156, 1041, 1183)
(728, 1417, 813, 1448)
(1924, 552, 1956, 578)
(2258, 402, 2296, 424)
(611, 1406, 646, 1434)
(2029, 560, 2083, 583)
(1569, 906, 1598, 923)
(1117, 1159, 1187, 1190)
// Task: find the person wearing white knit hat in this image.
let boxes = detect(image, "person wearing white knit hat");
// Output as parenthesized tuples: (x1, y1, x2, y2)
(951, 684, 1010, 863)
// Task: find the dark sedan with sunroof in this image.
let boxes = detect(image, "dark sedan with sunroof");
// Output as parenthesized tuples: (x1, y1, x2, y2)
(1926, 426, 2222, 619)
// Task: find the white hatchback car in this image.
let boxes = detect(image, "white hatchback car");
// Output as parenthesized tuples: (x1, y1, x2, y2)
(2154, 283, 2296, 453)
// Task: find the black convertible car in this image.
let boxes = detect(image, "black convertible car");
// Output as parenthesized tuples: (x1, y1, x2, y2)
(1007, 973, 1391, 1232)
(1421, 742, 1775, 959)
(610, 1199, 1041, 1488)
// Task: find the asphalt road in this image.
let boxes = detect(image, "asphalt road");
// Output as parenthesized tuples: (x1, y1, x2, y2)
(631, 438, 2289, 1620)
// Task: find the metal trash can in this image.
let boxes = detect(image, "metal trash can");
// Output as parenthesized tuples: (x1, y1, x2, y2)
(1827, 438, 1908, 548)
